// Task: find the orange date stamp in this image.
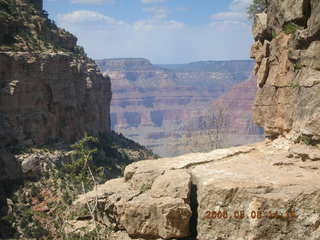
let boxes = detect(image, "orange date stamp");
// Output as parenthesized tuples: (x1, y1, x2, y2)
(203, 209, 298, 220)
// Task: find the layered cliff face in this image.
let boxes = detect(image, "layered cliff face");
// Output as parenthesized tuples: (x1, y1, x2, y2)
(251, 0, 320, 143)
(0, 0, 111, 230)
(0, 0, 111, 146)
(97, 58, 258, 156)
(0, 53, 111, 145)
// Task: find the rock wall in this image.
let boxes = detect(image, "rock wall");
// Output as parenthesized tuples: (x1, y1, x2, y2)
(0, 0, 111, 220)
(0, 52, 111, 145)
(0, 2, 112, 236)
(251, 0, 320, 142)
(0, 0, 112, 146)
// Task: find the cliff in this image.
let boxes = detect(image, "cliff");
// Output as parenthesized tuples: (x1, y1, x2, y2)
(0, 0, 111, 235)
(251, 0, 320, 144)
(0, 0, 111, 147)
(97, 58, 257, 156)
(74, 1, 320, 239)
(0, 1, 162, 238)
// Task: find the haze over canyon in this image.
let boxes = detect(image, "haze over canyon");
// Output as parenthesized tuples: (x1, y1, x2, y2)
(97, 58, 264, 157)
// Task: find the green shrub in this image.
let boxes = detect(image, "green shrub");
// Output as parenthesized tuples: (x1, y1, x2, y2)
(293, 62, 302, 70)
(301, 135, 313, 145)
(272, 30, 277, 39)
(30, 185, 40, 197)
(283, 22, 303, 34)
(247, 0, 268, 20)
(290, 80, 300, 89)
(0, 0, 10, 12)
(0, 10, 10, 19)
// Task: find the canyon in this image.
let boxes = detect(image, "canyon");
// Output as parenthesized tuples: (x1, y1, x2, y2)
(0, 1, 154, 238)
(97, 58, 263, 157)
(76, 0, 320, 239)
(1, 0, 320, 239)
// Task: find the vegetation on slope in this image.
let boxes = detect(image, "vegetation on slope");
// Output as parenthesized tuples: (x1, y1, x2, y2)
(0, 0, 85, 55)
(0, 132, 157, 239)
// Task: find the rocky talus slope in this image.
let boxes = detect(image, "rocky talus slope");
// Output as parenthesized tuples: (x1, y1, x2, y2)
(73, 0, 320, 239)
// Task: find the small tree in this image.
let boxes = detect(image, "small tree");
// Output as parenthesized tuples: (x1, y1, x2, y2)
(177, 103, 228, 153)
(69, 135, 101, 239)
(247, 0, 268, 20)
(65, 135, 99, 177)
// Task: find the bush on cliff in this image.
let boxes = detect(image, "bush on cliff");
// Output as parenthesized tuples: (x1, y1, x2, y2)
(247, 0, 268, 20)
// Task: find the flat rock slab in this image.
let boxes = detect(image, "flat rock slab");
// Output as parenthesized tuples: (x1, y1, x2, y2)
(74, 141, 320, 240)
(192, 142, 320, 240)
(124, 145, 255, 190)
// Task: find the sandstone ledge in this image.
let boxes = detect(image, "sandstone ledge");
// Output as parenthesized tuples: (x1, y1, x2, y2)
(74, 140, 320, 240)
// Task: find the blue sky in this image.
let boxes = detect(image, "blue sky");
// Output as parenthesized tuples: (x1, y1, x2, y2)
(44, 0, 254, 63)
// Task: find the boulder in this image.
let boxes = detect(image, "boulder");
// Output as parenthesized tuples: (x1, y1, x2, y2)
(251, 40, 270, 64)
(192, 142, 320, 240)
(253, 13, 268, 41)
(73, 142, 320, 240)
(289, 144, 320, 161)
(300, 41, 320, 70)
(121, 195, 191, 239)
(256, 58, 269, 88)
(267, 0, 306, 33)
(150, 169, 191, 203)
(18, 150, 71, 179)
(74, 176, 192, 239)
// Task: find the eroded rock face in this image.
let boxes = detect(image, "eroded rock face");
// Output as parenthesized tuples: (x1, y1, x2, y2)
(0, 2, 112, 235)
(0, 114, 21, 186)
(0, 52, 111, 145)
(0, 0, 112, 146)
(74, 174, 192, 239)
(252, 0, 320, 142)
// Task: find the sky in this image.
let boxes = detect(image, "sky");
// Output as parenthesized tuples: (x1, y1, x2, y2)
(44, 0, 254, 64)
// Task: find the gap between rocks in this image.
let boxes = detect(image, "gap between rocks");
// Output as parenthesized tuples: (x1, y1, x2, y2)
(188, 183, 199, 240)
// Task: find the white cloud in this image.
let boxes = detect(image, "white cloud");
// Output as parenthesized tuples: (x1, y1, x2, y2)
(56, 4, 253, 63)
(211, 11, 247, 22)
(133, 19, 184, 31)
(71, 0, 114, 4)
(143, 6, 169, 19)
(210, 0, 252, 24)
(58, 10, 126, 30)
(230, 0, 252, 11)
(142, 0, 169, 4)
(134, 6, 184, 31)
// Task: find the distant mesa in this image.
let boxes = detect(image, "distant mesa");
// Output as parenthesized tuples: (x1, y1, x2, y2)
(97, 58, 260, 157)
